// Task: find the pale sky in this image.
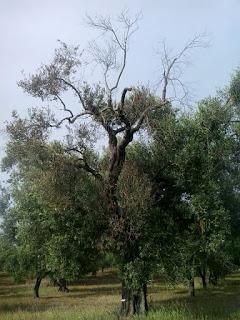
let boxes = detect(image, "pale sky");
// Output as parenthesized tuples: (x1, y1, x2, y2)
(1, 0, 240, 180)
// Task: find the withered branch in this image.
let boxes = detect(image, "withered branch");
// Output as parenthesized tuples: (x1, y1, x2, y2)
(87, 12, 140, 96)
(57, 78, 86, 108)
(160, 34, 208, 102)
(121, 87, 132, 108)
(50, 111, 92, 128)
(55, 94, 74, 118)
(132, 101, 168, 134)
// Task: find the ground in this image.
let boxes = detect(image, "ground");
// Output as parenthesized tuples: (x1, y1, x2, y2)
(0, 270, 240, 319)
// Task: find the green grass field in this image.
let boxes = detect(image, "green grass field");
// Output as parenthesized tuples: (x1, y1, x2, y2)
(0, 270, 240, 319)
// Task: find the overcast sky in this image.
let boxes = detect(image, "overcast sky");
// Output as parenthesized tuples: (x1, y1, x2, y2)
(1, 0, 240, 179)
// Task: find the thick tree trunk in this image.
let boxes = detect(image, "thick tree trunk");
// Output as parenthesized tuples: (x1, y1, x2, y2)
(120, 282, 148, 317)
(107, 132, 146, 317)
(33, 276, 42, 298)
(189, 277, 195, 297)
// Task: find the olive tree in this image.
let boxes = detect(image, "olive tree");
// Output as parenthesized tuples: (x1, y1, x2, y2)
(1, 115, 106, 297)
(16, 11, 204, 316)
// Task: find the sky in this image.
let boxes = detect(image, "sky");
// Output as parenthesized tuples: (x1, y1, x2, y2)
(1, 0, 240, 180)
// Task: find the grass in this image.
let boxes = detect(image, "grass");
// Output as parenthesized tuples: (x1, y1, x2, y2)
(0, 270, 240, 319)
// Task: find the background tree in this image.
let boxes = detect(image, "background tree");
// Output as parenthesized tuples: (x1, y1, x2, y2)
(1, 114, 107, 297)
(169, 93, 240, 290)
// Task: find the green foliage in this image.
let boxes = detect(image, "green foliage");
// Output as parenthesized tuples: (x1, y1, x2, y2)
(121, 258, 151, 291)
(230, 69, 240, 106)
(0, 118, 107, 284)
(1, 50, 240, 314)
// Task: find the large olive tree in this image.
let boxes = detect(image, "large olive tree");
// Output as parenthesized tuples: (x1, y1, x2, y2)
(17, 12, 204, 316)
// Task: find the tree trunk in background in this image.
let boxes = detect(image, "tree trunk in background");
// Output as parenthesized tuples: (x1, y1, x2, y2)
(199, 267, 207, 289)
(58, 278, 69, 292)
(189, 278, 195, 297)
(33, 276, 42, 298)
(120, 282, 148, 317)
(209, 272, 218, 286)
(201, 271, 207, 289)
(143, 283, 149, 312)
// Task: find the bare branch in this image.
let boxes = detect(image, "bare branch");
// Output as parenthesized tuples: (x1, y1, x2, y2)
(110, 45, 127, 93)
(86, 11, 140, 95)
(57, 78, 86, 108)
(55, 94, 74, 118)
(158, 34, 208, 103)
(121, 87, 132, 107)
(117, 87, 133, 130)
(132, 101, 168, 133)
(162, 57, 178, 102)
(50, 111, 92, 128)
(86, 14, 124, 49)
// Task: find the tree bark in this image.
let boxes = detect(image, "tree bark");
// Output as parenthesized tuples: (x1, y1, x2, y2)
(33, 275, 42, 298)
(120, 282, 148, 317)
(189, 277, 195, 297)
(105, 123, 147, 317)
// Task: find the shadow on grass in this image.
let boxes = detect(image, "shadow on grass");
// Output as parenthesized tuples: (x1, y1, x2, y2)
(0, 271, 240, 318)
(74, 271, 120, 286)
(69, 285, 119, 295)
(150, 277, 240, 319)
(0, 302, 55, 314)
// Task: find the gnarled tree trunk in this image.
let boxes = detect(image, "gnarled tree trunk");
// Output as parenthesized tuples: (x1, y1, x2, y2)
(106, 141, 149, 316)
(120, 281, 148, 317)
